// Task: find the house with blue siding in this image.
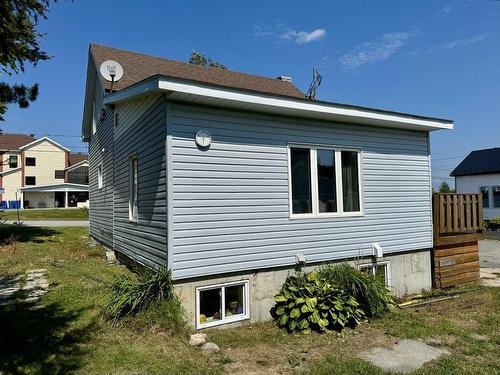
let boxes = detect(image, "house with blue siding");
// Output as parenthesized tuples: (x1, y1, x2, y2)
(81, 44, 453, 329)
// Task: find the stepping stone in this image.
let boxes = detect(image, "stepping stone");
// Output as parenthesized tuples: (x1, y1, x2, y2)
(359, 339, 449, 373)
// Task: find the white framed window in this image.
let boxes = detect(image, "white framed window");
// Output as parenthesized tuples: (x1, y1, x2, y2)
(92, 100, 97, 135)
(8, 155, 18, 168)
(480, 186, 490, 208)
(492, 186, 500, 208)
(196, 280, 250, 329)
(129, 156, 138, 222)
(288, 144, 363, 218)
(358, 261, 391, 288)
(97, 165, 103, 189)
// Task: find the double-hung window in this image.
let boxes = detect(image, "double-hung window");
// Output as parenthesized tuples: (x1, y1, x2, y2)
(129, 156, 138, 222)
(493, 186, 500, 208)
(480, 186, 490, 208)
(288, 145, 362, 217)
(8, 155, 18, 168)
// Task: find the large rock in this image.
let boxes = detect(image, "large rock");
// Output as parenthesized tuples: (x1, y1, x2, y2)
(189, 333, 207, 347)
(201, 342, 220, 351)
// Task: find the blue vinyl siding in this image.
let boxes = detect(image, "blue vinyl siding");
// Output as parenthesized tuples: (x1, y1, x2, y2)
(169, 103, 432, 280)
(113, 95, 167, 268)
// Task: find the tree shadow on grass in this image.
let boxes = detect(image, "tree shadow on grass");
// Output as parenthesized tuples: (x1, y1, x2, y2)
(0, 226, 60, 244)
(0, 299, 95, 375)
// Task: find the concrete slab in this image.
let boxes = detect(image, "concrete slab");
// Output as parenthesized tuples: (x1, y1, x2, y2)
(358, 339, 449, 373)
(479, 240, 500, 269)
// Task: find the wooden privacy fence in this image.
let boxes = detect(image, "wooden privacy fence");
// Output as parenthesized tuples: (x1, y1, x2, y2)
(432, 193, 484, 288)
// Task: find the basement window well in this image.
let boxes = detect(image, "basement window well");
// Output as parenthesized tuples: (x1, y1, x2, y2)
(196, 281, 249, 329)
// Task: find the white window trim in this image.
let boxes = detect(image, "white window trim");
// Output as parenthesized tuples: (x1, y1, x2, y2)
(480, 186, 490, 208)
(196, 280, 250, 330)
(97, 165, 103, 189)
(92, 100, 97, 135)
(357, 260, 392, 288)
(129, 156, 138, 222)
(492, 185, 500, 209)
(287, 143, 364, 219)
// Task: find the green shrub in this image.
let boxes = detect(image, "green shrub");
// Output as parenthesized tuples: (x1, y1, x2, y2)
(103, 266, 175, 324)
(485, 217, 500, 231)
(131, 299, 186, 334)
(319, 263, 394, 317)
(273, 271, 365, 333)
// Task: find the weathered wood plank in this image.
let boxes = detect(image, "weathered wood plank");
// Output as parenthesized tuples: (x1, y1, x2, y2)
(459, 195, 465, 231)
(452, 195, 459, 232)
(446, 195, 453, 233)
(435, 261, 480, 278)
(434, 244, 478, 257)
(466, 195, 471, 230)
(433, 252, 479, 268)
(472, 195, 477, 230)
(434, 233, 481, 246)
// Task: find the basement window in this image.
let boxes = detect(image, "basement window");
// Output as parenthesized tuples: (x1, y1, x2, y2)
(358, 261, 391, 288)
(196, 281, 249, 329)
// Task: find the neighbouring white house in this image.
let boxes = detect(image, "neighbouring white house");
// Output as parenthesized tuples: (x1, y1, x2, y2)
(82, 44, 453, 329)
(0, 133, 89, 209)
(451, 147, 500, 219)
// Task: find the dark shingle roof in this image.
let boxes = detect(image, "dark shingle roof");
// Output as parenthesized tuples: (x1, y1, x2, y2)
(90, 44, 305, 99)
(450, 147, 500, 176)
(68, 153, 87, 166)
(0, 133, 36, 151)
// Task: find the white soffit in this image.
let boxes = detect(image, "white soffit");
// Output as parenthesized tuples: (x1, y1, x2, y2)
(103, 77, 453, 131)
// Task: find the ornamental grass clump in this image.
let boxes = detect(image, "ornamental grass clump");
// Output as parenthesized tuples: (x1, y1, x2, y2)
(319, 263, 394, 318)
(103, 266, 175, 324)
(273, 271, 365, 334)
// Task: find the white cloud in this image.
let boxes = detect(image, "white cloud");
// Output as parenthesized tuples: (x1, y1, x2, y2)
(254, 23, 326, 44)
(339, 32, 413, 69)
(445, 33, 489, 49)
(411, 33, 491, 55)
(443, 5, 452, 14)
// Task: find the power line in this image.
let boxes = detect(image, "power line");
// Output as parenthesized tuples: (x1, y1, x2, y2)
(432, 154, 467, 161)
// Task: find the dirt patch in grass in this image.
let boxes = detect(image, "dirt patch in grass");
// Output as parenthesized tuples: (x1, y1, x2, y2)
(211, 323, 397, 374)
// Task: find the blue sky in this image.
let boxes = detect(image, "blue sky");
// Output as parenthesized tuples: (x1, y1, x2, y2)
(2, 0, 499, 188)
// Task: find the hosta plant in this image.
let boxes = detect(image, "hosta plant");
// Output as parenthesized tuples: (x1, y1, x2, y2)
(273, 271, 365, 333)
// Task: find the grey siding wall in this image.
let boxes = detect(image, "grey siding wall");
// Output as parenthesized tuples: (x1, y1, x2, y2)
(169, 103, 433, 280)
(88, 84, 114, 247)
(113, 95, 167, 268)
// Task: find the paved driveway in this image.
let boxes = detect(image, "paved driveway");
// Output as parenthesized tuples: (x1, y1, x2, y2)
(4, 220, 88, 227)
(479, 239, 500, 287)
(479, 239, 500, 268)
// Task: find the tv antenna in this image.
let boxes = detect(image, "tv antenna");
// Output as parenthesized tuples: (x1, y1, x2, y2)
(99, 60, 124, 92)
(306, 67, 322, 100)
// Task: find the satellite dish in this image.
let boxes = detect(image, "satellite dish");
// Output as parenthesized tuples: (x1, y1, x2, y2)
(99, 60, 123, 82)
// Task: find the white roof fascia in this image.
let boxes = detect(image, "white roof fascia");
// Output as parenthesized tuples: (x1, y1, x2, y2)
(19, 183, 88, 192)
(103, 77, 454, 131)
(65, 160, 89, 172)
(19, 137, 70, 152)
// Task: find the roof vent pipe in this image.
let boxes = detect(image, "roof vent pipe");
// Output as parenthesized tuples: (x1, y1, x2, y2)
(277, 75, 292, 83)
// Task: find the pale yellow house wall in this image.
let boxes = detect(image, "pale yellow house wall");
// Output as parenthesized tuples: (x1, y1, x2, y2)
(2, 151, 21, 172)
(2, 170, 22, 202)
(23, 141, 67, 186)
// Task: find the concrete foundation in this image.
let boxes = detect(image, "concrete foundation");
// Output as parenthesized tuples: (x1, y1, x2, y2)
(174, 249, 432, 329)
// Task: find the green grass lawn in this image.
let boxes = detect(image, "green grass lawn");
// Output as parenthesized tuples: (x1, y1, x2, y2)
(0, 226, 498, 375)
(1, 208, 88, 221)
